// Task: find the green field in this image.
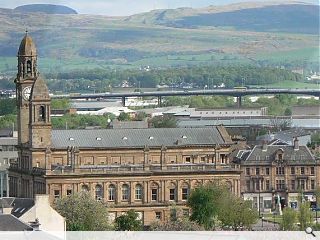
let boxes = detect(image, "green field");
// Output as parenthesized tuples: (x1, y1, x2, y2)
(255, 80, 319, 89)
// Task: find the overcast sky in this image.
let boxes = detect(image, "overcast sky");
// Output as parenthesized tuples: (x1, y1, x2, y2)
(0, 0, 317, 16)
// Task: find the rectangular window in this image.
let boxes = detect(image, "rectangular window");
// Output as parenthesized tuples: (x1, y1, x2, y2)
(246, 168, 250, 175)
(169, 188, 176, 201)
(276, 167, 285, 175)
(291, 180, 295, 190)
(182, 188, 189, 200)
(311, 180, 315, 190)
(135, 187, 142, 200)
(266, 180, 270, 190)
(266, 168, 270, 175)
(122, 187, 129, 201)
(200, 156, 206, 162)
(256, 168, 260, 175)
(291, 167, 295, 175)
(264, 200, 272, 209)
(151, 189, 158, 201)
(155, 212, 161, 220)
(311, 167, 315, 175)
(185, 157, 191, 163)
(256, 180, 260, 191)
(54, 190, 60, 199)
(66, 189, 72, 196)
(246, 180, 250, 191)
(300, 180, 305, 190)
(301, 167, 305, 175)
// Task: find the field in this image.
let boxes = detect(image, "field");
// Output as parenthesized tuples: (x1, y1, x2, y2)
(0, 3, 318, 73)
(254, 80, 319, 89)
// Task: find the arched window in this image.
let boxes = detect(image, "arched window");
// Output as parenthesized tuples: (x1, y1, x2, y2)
(27, 60, 32, 74)
(81, 185, 89, 192)
(108, 184, 116, 201)
(95, 184, 103, 200)
(39, 106, 46, 121)
(122, 184, 129, 201)
(135, 184, 143, 200)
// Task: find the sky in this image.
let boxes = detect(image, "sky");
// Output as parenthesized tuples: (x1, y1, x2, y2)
(0, 0, 317, 16)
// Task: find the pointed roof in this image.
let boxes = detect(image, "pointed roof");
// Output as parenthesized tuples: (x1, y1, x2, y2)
(18, 31, 37, 56)
(30, 76, 50, 101)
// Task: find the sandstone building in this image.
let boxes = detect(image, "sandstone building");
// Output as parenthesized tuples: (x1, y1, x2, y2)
(9, 33, 241, 225)
(235, 139, 319, 213)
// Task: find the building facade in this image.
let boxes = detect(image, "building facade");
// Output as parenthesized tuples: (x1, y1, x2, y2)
(235, 139, 319, 213)
(9, 33, 241, 225)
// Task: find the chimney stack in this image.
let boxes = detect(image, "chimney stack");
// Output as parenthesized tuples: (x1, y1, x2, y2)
(262, 141, 268, 151)
(294, 137, 299, 151)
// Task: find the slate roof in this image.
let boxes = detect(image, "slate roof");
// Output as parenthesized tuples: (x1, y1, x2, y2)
(242, 145, 316, 166)
(0, 137, 17, 146)
(51, 127, 231, 149)
(0, 214, 33, 231)
(10, 198, 35, 218)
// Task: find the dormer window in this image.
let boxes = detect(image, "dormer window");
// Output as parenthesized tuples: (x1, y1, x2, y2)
(278, 154, 283, 161)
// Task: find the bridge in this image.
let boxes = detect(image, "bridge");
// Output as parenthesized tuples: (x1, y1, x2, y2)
(52, 88, 320, 107)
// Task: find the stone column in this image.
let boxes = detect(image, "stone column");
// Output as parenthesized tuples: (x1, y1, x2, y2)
(0, 172, 3, 198)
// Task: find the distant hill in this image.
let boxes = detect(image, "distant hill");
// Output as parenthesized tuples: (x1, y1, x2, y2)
(127, 3, 319, 34)
(14, 4, 77, 14)
(0, 2, 318, 72)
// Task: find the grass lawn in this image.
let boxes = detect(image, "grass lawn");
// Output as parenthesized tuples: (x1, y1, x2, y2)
(252, 80, 320, 89)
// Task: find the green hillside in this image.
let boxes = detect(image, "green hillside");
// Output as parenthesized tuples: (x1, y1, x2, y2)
(0, 2, 318, 73)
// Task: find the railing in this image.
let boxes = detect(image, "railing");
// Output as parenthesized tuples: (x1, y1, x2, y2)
(49, 163, 236, 175)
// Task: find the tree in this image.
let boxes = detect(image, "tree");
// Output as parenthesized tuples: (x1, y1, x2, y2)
(51, 98, 71, 110)
(284, 107, 292, 116)
(298, 201, 312, 231)
(54, 191, 111, 231)
(218, 197, 258, 230)
(281, 207, 297, 230)
(114, 209, 142, 231)
(187, 184, 225, 229)
(150, 115, 177, 128)
(117, 112, 131, 121)
(150, 217, 204, 231)
(150, 205, 204, 231)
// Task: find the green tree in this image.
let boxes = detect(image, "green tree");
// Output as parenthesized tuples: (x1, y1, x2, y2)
(298, 201, 312, 231)
(187, 184, 225, 229)
(117, 112, 131, 121)
(150, 115, 177, 128)
(218, 196, 258, 230)
(51, 98, 71, 110)
(114, 209, 142, 231)
(0, 99, 16, 115)
(150, 217, 204, 231)
(281, 207, 297, 230)
(54, 191, 111, 231)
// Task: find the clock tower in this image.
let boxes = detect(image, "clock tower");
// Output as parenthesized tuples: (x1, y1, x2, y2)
(15, 31, 38, 146)
(11, 32, 51, 198)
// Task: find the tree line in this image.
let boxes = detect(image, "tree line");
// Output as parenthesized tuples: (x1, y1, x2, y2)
(42, 65, 303, 92)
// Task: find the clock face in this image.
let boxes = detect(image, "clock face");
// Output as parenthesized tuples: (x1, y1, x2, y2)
(22, 86, 32, 101)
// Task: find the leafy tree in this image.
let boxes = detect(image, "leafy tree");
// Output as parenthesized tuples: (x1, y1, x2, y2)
(54, 191, 111, 231)
(0, 99, 16, 115)
(281, 207, 297, 230)
(298, 201, 313, 231)
(218, 196, 258, 230)
(150, 115, 177, 128)
(117, 112, 131, 121)
(284, 107, 292, 116)
(0, 114, 16, 129)
(114, 209, 142, 231)
(150, 217, 204, 231)
(51, 98, 71, 110)
(187, 184, 225, 229)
